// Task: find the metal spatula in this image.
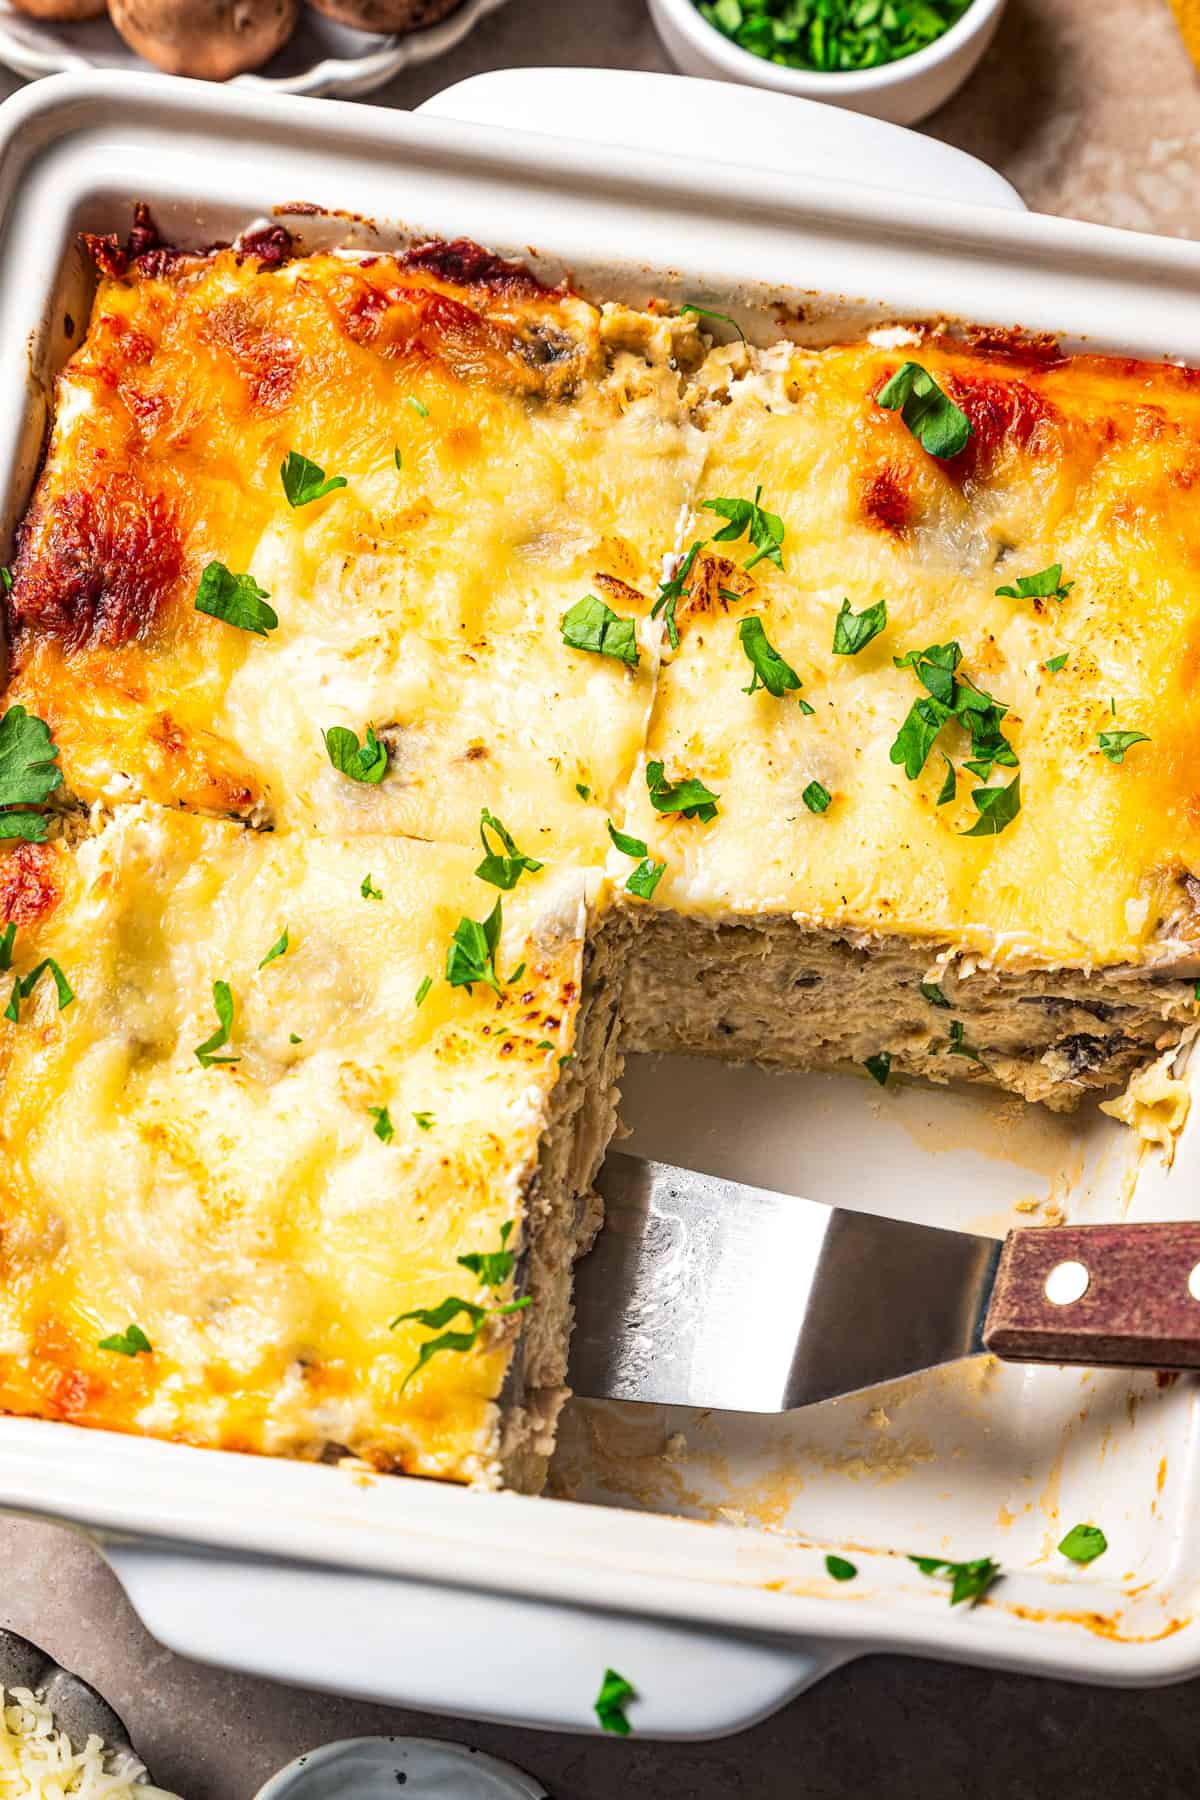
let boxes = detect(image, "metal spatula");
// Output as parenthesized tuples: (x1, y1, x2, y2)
(567, 1154, 1200, 1411)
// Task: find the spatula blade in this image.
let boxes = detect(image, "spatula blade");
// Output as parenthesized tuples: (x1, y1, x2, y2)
(568, 1154, 1002, 1411)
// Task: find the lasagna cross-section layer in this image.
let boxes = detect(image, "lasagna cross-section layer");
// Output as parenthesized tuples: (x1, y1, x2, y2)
(0, 219, 1198, 1488)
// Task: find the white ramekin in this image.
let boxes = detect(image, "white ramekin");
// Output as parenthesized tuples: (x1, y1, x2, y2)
(647, 0, 1009, 126)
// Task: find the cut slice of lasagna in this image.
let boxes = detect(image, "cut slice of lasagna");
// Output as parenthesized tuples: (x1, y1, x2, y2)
(0, 810, 623, 1490)
(617, 336, 1200, 1107)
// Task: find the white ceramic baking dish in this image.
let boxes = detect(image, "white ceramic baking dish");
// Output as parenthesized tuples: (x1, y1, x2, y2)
(0, 65, 1199, 1740)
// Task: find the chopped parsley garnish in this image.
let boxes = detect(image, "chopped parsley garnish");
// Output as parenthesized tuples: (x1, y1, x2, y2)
(702, 485, 785, 572)
(891, 697, 954, 781)
(995, 563, 1073, 603)
(698, 0, 971, 72)
(802, 780, 831, 814)
(646, 759, 719, 822)
(936, 753, 956, 805)
(0, 923, 13, 970)
(280, 450, 347, 508)
(458, 1220, 517, 1289)
(864, 1051, 891, 1087)
(258, 928, 289, 969)
(680, 301, 746, 343)
(445, 897, 504, 996)
(833, 597, 887, 656)
(393, 447, 403, 471)
(406, 395, 430, 418)
(825, 1554, 857, 1581)
(368, 1104, 394, 1143)
(594, 1668, 636, 1736)
(507, 962, 525, 986)
(652, 539, 703, 650)
(738, 616, 802, 697)
(920, 980, 950, 1009)
(194, 979, 239, 1067)
(1059, 1522, 1107, 1563)
(392, 1291, 531, 1389)
(961, 774, 1021, 837)
(361, 874, 383, 901)
(607, 820, 666, 900)
(476, 808, 544, 891)
(289, 1032, 302, 1044)
(414, 975, 433, 1008)
(561, 594, 640, 667)
(1098, 730, 1149, 764)
(909, 1554, 1001, 1607)
(0, 705, 63, 841)
(0, 566, 11, 591)
(413, 1111, 434, 1131)
(1045, 653, 1069, 673)
(323, 723, 388, 785)
(947, 1019, 982, 1060)
(194, 561, 278, 636)
(98, 1323, 152, 1357)
(876, 362, 972, 459)
(5, 956, 74, 1024)
(576, 782, 591, 800)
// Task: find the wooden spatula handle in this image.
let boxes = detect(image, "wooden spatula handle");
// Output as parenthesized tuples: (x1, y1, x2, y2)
(983, 1222, 1200, 1368)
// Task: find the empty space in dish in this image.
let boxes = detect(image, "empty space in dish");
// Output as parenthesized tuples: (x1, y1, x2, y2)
(0, 73, 1197, 1681)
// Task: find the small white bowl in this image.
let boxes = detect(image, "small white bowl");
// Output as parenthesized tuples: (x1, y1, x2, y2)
(647, 0, 1009, 126)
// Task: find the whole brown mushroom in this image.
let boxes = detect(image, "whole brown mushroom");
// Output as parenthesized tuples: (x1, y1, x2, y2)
(306, 0, 464, 31)
(106, 0, 299, 78)
(8, 1, 106, 19)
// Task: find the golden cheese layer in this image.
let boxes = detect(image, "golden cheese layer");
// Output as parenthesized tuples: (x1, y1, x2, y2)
(621, 338, 1200, 967)
(0, 809, 592, 1483)
(7, 245, 701, 860)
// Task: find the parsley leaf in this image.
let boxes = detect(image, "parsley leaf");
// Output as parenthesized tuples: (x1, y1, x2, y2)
(194, 561, 278, 636)
(458, 1220, 517, 1289)
(280, 450, 347, 508)
(833, 597, 887, 656)
(920, 979, 951, 1009)
(802, 780, 831, 814)
(936, 753, 956, 805)
(948, 1019, 982, 1060)
(4, 956, 74, 1023)
(825, 1554, 857, 1581)
(0, 706, 62, 838)
(864, 1051, 891, 1087)
(738, 616, 802, 697)
(702, 485, 785, 571)
(445, 896, 504, 996)
(645, 759, 719, 822)
(361, 874, 383, 901)
(876, 362, 972, 459)
(323, 723, 388, 785)
(652, 540, 703, 650)
(476, 808, 544, 891)
(891, 696, 952, 779)
(258, 928, 288, 969)
(98, 1323, 152, 1357)
(961, 773, 1021, 836)
(909, 1554, 1001, 1607)
(893, 640, 961, 707)
(1098, 730, 1149, 764)
(0, 923, 13, 971)
(392, 1291, 530, 1389)
(413, 1110, 434, 1131)
(594, 1668, 636, 1736)
(607, 820, 666, 899)
(1045, 653, 1068, 673)
(406, 395, 430, 419)
(194, 979, 239, 1067)
(368, 1104, 394, 1143)
(561, 595, 640, 667)
(0, 566, 11, 591)
(393, 447, 403, 471)
(1059, 1522, 1107, 1563)
(576, 782, 591, 800)
(608, 821, 648, 858)
(995, 563, 1073, 603)
(414, 974, 432, 1008)
(680, 301, 746, 343)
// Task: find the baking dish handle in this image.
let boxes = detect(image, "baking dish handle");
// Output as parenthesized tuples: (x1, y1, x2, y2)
(102, 1538, 853, 1738)
(416, 66, 1026, 212)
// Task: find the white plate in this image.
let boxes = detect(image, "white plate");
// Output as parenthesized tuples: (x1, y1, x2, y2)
(0, 0, 510, 98)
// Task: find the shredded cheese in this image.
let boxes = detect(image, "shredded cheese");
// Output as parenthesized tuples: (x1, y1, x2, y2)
(0, 1687, 179, 1800)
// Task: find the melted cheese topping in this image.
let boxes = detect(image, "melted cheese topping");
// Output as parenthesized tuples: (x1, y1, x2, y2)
(8, 251, 702, 859)
(621, 340, 1200, 966)
(0, 808, 592, 1483)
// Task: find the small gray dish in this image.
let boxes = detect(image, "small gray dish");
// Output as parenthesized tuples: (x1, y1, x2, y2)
(0, 1625, 153, 1778)
(255, 1735, 549, 1799)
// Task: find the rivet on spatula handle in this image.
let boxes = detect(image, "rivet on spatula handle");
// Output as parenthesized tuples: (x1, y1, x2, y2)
(983, 1222, 1200, 1369)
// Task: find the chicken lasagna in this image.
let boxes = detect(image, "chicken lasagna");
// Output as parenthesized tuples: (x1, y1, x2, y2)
(0, 217, 1195, 1488)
